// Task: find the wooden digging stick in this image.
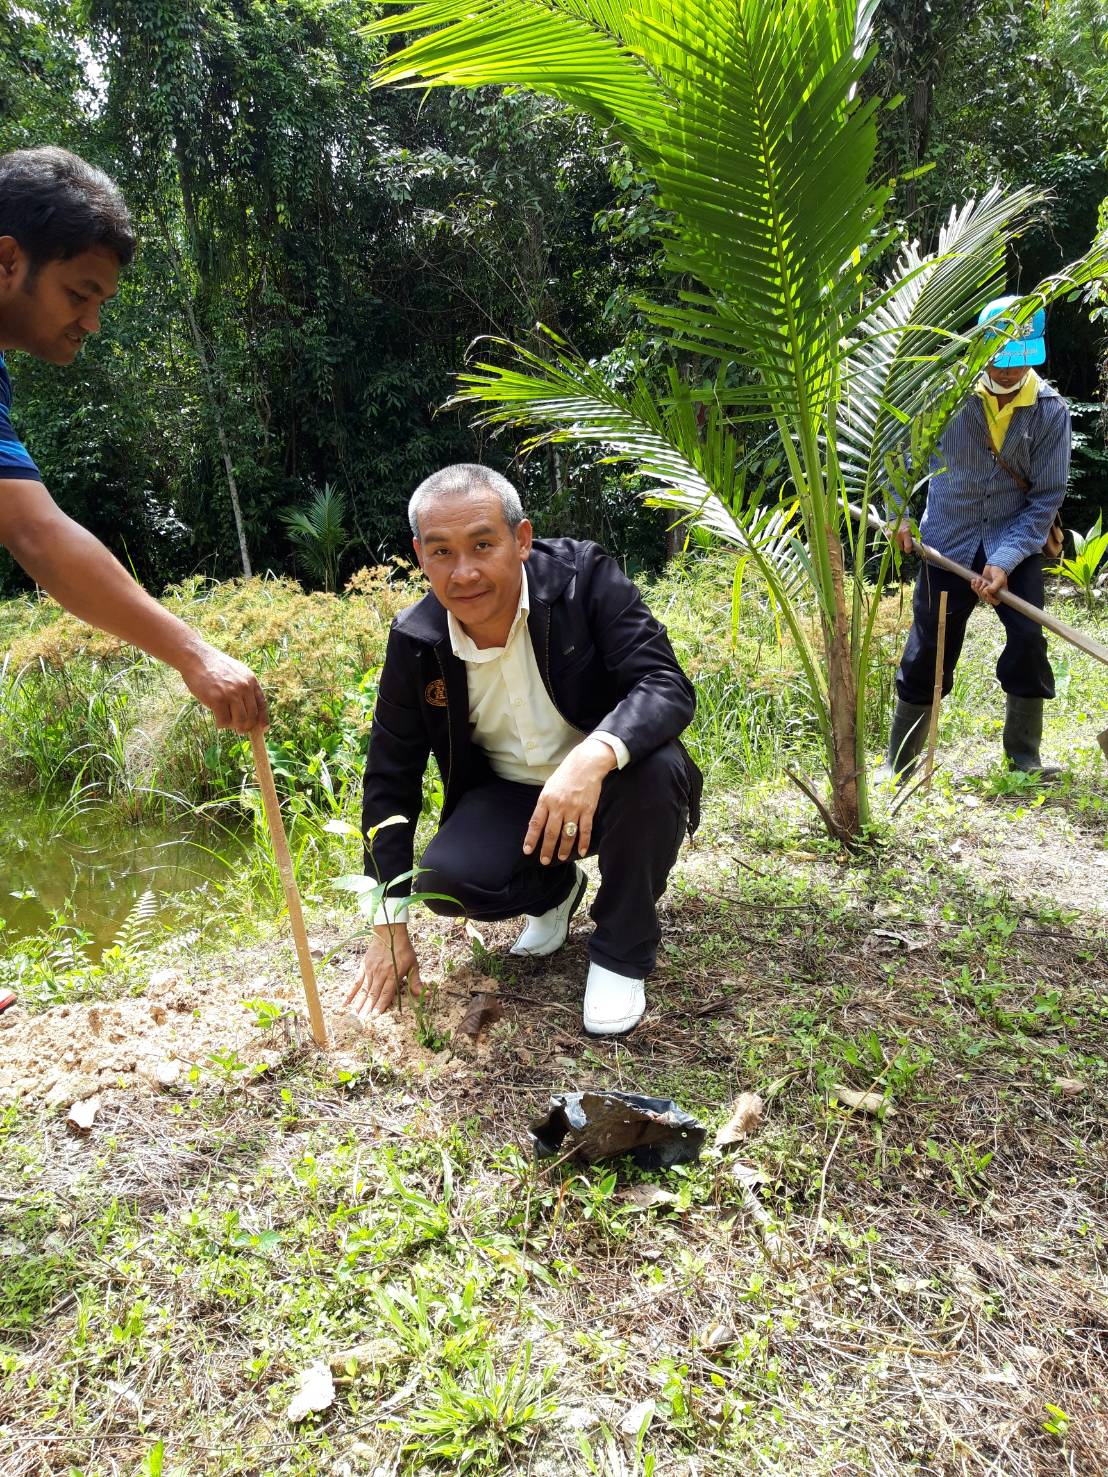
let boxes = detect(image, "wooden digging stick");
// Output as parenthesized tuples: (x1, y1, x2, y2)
(249, 728, 329, 1048)
(852, 502, 1108, 761)
(850, 503, 1108, 668)
(924, 590, 948, 792)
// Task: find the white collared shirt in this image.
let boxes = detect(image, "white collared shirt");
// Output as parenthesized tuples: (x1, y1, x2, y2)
(447, 573, 629, 783)
(376, 572, 630, 922)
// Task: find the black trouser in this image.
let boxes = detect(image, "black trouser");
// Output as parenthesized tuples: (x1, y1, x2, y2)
(416, 740, 691, 979)
(896, 546, 1054, 705)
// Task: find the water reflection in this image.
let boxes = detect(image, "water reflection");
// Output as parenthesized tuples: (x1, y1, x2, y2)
(0, 798, 246, 949)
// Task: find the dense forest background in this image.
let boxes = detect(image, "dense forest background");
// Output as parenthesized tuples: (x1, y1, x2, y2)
(1, 0, 1107, 592)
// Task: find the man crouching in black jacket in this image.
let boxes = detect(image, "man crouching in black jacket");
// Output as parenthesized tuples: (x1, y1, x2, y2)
(346, 464, 702, 1036)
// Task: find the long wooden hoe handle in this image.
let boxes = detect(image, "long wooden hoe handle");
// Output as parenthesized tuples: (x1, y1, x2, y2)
(249, 727, 329, 1049)
(851, 504, 1108, 668)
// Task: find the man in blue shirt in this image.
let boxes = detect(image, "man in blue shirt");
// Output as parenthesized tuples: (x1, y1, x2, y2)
(884, 297, 1070, 778)
(0, 146, 266, 732)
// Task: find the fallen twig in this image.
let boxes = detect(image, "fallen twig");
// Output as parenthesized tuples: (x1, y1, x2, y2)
(784, 767, 843, 842)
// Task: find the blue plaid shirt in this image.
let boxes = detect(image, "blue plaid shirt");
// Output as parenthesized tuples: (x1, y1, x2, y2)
(917, 382, 1070, 573)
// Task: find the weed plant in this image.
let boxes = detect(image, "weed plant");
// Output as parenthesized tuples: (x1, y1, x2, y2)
(4, 554, 1105, 820)
(0, 556, 886, 820)
(0, 889, 159, 1008)
(0, 566, 416, 815)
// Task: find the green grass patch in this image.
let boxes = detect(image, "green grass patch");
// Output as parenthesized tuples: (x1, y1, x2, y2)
(1, 562, 1106, 1473)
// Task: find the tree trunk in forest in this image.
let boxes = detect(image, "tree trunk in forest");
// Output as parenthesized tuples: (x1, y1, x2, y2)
(903, 75, 933, 218)
(156, 204, 253, 578)
(547, 443, 563, 504)
(177, 288, 254, 579)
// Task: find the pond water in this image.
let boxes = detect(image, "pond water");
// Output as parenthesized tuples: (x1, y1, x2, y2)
(0, 796, 247, 951)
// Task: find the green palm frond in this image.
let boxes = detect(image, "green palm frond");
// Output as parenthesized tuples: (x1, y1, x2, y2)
(839, 188, 1108, 518)
(371, 0, 892, 418)
(367, 0, 670, 127)
(369, 0, 1108, 842)
(452, 335, 809, 599)
(641, 0, 892, 405)
(451, 335, 828, 722)
(281, 484, 352, 592)
(839, 188, 1033, 510)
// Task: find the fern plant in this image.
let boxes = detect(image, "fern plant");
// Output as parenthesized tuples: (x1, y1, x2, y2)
(102, 888, 159, 966)
(365, 0, 1108, 843)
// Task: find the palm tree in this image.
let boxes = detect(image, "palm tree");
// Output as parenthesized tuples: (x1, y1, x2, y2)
(281, 484, 352, 593)
(366, 0, 1106, 843)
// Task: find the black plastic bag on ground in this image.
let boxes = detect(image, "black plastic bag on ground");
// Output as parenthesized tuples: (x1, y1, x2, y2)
(530, 1090, 706, 1169)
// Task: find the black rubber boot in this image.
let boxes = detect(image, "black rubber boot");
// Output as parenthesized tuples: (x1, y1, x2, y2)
(1003, 694, 1053, 773)
(877, 699, 932, 783)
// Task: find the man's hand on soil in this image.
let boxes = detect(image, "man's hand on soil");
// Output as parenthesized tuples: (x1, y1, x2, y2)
(523, 736, 617, 864)
(179, 641, 269, 734)
(971, 564, 1008, 606)
(346, 925, 422, 1019)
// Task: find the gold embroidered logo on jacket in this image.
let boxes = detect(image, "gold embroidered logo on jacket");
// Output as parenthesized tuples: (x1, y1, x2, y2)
(424, 679, 447, 708)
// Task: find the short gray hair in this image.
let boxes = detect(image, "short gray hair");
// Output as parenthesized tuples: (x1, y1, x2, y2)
(408, 464, 525, 540)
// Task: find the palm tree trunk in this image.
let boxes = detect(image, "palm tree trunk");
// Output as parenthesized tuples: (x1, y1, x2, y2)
(823, 527, 861, 842)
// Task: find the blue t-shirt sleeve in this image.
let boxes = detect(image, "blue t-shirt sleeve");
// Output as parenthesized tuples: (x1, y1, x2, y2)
(0, 355, 42, 482)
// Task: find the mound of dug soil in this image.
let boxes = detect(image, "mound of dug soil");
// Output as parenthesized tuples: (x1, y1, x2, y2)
(0, 928, 506, 1109)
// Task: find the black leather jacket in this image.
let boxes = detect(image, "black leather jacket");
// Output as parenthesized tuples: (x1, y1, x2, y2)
(361, 538, 702, 892)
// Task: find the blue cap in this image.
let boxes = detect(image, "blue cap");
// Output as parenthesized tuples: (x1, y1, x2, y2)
(978, 296, 1046, 367)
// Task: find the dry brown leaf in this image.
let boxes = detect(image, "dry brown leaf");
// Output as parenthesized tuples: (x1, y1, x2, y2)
(868, 928, 927, 953)
(831, 1085, 895, 1116)
(618, 1184, 678, 1210)
(730, 1161, 769, 1191)
(459, 991, 503, 1041)
(714, 1092, 764, 1149)
(66, 1095, 100, 1133)
(287, 1361, 335, 1423)
(701, 1320, 736, 1350)
(1052, 1076, 1086, 1097)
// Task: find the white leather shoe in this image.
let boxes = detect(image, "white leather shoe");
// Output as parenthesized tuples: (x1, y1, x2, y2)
(582, 961, 646, 1035)
(509, 865, 588, 958)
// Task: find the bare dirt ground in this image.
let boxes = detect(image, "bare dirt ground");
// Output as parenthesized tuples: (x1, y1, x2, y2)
(0, 936, 463, 1109)
(2, 760, 1103, 1113)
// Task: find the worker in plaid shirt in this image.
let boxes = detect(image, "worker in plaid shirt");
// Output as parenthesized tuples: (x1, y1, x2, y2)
(884, 296, 1071, 779)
